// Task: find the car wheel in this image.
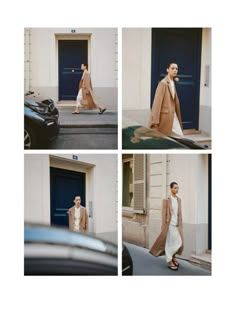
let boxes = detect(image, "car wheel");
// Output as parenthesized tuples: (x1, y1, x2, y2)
(24, 126, 37, 149)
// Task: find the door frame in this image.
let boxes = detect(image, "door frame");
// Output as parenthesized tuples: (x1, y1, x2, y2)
(208, 154, 212, 250)
(55, 34, 91, 101)
(151, 28, 202, 130)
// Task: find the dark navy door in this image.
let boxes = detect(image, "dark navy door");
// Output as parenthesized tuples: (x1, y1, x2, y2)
(50, 167, 86, 227)
(151, 28, 202, 129)
(58, 40, 88, 100)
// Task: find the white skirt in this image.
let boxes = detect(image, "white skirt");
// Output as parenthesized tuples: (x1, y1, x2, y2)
(165, 225, 182, 262)
(171, 113, 184, 138)
(76, 88, 83, 108)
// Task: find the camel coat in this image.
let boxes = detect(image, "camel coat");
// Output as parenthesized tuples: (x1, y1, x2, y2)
(67, 206, 88, 232)
(79, 72, 98, 110)
(149, 197, 184, 257)
(149, 76, 183, 136)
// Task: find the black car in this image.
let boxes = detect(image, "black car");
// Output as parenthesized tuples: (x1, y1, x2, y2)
(122, 125, 209, 150)
(24, 223, 118, 276)
(24, 92, 59, 149)
(122, 243, 133, 275)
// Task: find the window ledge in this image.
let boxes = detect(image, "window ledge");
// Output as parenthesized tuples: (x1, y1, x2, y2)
(122, 207, 146, 216)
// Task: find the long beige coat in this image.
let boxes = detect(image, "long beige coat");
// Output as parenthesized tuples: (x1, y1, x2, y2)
(67, 206, 88, 232)
(149, 76, 183, 136)
(149, 197, 184, 257)
(79, 72, 98, 110)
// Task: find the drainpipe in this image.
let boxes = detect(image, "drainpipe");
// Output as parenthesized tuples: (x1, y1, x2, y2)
(24, 28, 31, 92)
(162, 154, 167, 198)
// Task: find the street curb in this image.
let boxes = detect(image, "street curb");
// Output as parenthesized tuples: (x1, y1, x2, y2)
(59, 124, 118, 128)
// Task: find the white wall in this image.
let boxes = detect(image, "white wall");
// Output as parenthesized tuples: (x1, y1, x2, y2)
(24, 154, 50, 224)
(24, 154, 117, 234)
(122, 28, 152, 110)
(199, 28, 212, 135)
(167, 154, 208, 225)
(24, 28, 118, 109)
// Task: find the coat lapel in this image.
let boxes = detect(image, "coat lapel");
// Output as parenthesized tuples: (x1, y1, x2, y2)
(71, 206, 75, 218)
(165, 75, 176, 100)
(165, 76, 173, 98)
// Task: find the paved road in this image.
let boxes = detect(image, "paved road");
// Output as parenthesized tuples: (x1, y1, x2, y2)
(58, 108, 118, 128)
(124, 242, 211, 276)
(49, 127, 117, 149)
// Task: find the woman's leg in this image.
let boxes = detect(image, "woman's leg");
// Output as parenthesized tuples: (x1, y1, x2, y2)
(165, 225, 182, 269)
(72, 89, 82, 114)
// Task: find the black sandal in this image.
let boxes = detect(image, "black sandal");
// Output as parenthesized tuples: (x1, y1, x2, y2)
(172, 258, 179, 267)
(168, 264, 178, 271)
(99, 108, 106, 114)
(72, 112, 80, 114)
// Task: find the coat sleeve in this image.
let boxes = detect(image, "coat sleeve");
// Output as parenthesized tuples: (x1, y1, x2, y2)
(161, 199, 167, 231)
(150, 81, 166, 127)
(84, 74, 92, 95)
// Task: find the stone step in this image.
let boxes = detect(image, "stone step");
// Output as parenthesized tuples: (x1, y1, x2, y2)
(59, 123, 118, 128)
(59, 127, 117, 134)
(183, 129, 202, 135)
(191, 252, 212, 265)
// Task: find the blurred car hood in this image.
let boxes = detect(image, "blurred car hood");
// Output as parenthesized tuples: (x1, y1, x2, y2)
(122, 125, 207, 150)
(24, 223, 117, 256)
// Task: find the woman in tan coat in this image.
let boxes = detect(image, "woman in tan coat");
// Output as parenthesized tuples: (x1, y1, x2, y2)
(67, 195, 88, 232)
(149, 63, 183, 137)
(149, 182, 184, 271)
(72, 63, 106, 114)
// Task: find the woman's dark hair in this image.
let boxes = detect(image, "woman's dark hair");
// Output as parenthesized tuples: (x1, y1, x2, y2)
(167, 62, 177, 69)
(170, 182, 178, 188)
(83, 63, 88, 69)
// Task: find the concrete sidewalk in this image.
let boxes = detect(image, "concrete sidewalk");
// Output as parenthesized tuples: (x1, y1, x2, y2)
(124, 242, 211, 276)
(58, 107, 118, 128)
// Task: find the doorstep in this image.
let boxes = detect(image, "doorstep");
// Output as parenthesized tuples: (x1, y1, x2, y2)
(191, 252, 212, 265)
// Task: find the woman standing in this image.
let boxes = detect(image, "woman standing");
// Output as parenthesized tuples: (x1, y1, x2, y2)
(149, 182, 184, 270)
(149, 63, 183, 137)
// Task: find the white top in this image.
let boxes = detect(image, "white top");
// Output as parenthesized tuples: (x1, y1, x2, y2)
(170, 196, 178, 226)
(169, 80, 175, 99)
(74, 207, 81, 231)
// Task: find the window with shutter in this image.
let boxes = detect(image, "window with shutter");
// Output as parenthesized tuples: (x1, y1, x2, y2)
(133, 154, 146, 214)
(122, 156, 134, 208)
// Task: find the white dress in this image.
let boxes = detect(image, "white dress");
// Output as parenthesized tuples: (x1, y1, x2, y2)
(73, 207, 81, 232)
(165, 196, 182, 262)
(76, 70, 87, 108)
(170, 80, 184, 138)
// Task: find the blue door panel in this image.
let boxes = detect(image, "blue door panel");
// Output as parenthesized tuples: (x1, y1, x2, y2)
(59, 40, 88, 100)
(50, 167, 86, 227)
(151, 28, 202, 129)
